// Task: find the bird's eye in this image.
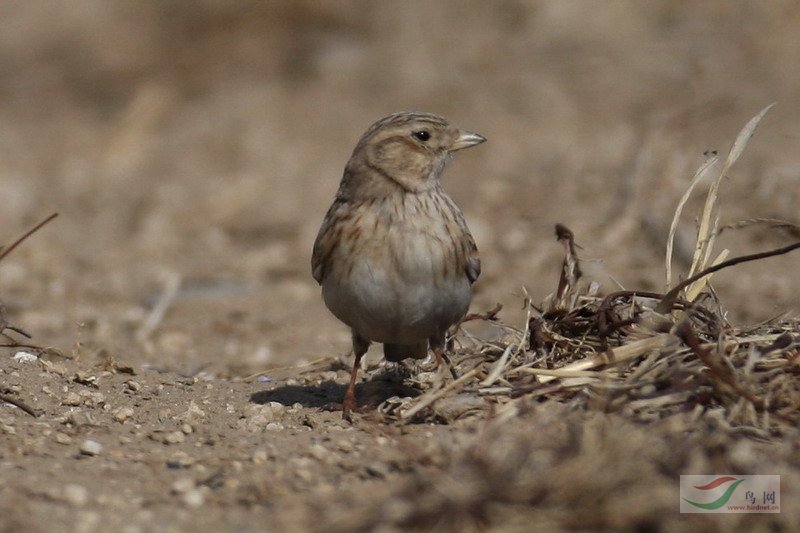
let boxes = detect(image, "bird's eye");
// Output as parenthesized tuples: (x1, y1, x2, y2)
(412, 130, 430, 142)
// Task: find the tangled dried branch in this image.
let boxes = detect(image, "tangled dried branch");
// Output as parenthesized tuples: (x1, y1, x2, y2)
(1, 214, 58, 416)
(371, 106, 799, 436)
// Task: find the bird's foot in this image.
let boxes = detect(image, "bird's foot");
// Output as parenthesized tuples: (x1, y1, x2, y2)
(433, 348, 459, 380)
(321, 401, 358, 421)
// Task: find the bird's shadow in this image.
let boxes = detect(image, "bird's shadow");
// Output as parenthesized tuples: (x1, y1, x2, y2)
(250, 376, 420, 410)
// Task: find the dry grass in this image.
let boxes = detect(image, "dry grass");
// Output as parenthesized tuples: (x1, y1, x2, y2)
(0, 214, 60, 416)
(0, 214, 58, 350)
(379, 108, 799, 438)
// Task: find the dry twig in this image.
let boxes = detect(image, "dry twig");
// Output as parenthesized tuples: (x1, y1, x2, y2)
(388, 107, 799, 433)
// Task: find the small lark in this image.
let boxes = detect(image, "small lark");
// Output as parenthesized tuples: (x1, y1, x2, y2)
(312, 111, 485, 418)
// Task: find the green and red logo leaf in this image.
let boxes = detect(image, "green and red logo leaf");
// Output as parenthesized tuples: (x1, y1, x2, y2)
(683, 477, 744, 510)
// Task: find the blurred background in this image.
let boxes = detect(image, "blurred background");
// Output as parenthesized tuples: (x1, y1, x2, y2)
(1, 0, 798, 374)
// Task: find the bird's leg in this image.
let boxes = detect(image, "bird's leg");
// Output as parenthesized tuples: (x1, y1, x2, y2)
(342, 332, 369, 421)
(431, 336, 458, 381)
(441, 351, 459, 380)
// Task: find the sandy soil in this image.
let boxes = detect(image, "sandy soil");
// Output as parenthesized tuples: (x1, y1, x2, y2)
(1, 2, 799, 531)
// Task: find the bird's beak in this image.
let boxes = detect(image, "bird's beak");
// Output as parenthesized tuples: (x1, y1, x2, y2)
(450, 130, 486, 151)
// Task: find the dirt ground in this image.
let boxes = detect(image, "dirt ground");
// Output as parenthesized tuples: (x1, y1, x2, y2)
(1, 2, 799, 532)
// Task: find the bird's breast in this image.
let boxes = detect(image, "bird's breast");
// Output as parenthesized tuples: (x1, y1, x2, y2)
(322, 191, 472, 343)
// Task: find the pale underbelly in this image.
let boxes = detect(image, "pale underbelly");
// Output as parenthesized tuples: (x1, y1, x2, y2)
(321, 260, 471, 344)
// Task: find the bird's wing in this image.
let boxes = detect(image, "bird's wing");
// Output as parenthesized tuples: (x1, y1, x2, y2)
(444, 193, 481, 285)
(311, 197, 346, 284)
(465, 229, 481, 284)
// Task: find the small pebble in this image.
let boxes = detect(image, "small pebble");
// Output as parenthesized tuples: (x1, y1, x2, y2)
(243, 404, 274, 420)
(73, 372, 98, 386)
(183, 489, 205, 508)
(269, 402, 285, 416)
(241, 408, 276, 432)
(180, 401, 206, 423)
(164, 431, 186, 444)
(252, 449, 269, 464)
(364, 461, 390, 478)
(55, 432, 73, 445)
(336, 439, 354, 452)
(80, 439, 103, 456)
(113, 407, 135, 422)
(78, 390, 105, 407)
(12, 351, 38, 363)
(166, 451, 196, 468)
(308, 444, 329, 461)
(62, 392, 82, 406)
(63, 484, 89, 506)
(125, 380, 141, 392)
(66, 411, 96, 427)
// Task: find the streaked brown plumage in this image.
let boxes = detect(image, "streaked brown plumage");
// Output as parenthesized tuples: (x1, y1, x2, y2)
(312, 111, 485, 418)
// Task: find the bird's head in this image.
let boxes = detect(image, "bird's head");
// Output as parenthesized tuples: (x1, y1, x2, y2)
(342, 111, 485, 196)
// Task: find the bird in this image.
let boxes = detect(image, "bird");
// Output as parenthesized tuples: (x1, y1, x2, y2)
(311, 111, 485, 419)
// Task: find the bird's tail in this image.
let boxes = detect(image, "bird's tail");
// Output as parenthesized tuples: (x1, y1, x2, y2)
(383, 341, 428, 362)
